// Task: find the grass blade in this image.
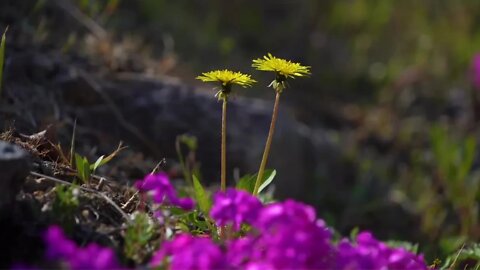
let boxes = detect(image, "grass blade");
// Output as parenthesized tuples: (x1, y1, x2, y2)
(0, 26, 8, 96)
(258, 169, 276, 193)
(192, 174, 211, 213)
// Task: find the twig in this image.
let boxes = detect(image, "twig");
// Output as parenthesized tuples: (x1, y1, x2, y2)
(121, 159, 166, 210)
(449, 243, 465, 270)
(121, 190, 138, 210)
(150, 158, 166, 174)
(35, 160, 116, 184)
(30, 171, 131, 223)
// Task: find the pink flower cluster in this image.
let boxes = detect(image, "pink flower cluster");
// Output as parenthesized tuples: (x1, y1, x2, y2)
(39, 175, 430, 270)
(43, 226, 122, 270)
(472, 53, 480, 89)
(135, 172, 195, 210)
(152, 188, 430, 270)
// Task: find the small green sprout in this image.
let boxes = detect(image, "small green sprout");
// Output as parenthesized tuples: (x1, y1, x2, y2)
(124, 212, 157, 264)
(176, 134, 200, 187)
(52, 184, 80, 232)
(196, 69, 256, 191)
(252, 53, 310, 195)
(74, 151, 119, 184)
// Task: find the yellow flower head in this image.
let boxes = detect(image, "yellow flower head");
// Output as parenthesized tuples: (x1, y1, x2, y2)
(196, 69, 256, 89)
(252, 53, 311, 79)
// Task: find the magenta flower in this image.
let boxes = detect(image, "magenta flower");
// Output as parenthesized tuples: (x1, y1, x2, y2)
(69, 243, 122, 270)
(43, 226, 123, 270)
(336, 232, 429, 270)
(43, 225, 77, 260)
(210, 188, 263, 230)
(253, 199, 319, 231)
(226, 237, 258, 267)
(472, 53, 480, 89)
(150, 234, 226, 270)
(134, 172, 195, 210)
(224, 200, 335, 269)
(251, 200, 335, 269)
(139, 182, 431, 270)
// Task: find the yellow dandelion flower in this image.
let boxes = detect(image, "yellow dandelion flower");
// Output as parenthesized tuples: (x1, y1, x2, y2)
(196, 69, 256, 88)
(252, 53, 311, 79)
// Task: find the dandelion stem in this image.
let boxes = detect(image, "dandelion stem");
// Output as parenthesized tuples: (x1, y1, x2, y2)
(254, 90, 281, 195)
(221, 97, 228, 191)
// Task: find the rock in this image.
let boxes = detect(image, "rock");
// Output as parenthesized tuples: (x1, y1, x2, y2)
(0, 141, 30, 210)
(66, 74, 340, 201)
(1, 50, 342, 202)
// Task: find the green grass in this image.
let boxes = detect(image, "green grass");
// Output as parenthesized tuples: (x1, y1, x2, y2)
(0, 27, 8, 96)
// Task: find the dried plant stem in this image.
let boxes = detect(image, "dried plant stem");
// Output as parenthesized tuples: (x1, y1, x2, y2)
(221, 97, 228, 191)
(30, 171, 131, 223)
(254, 91, 281, 195)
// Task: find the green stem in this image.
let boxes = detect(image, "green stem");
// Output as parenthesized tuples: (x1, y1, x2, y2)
(175, 137, 192, 187)
(253, 91, 281, 195)
(221, 97, 228, 191)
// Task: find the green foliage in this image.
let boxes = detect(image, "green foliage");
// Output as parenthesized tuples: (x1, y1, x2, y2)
(236, 169, 276, 194)
(74, 148, 119, 183)
(394, 124, 480, 257)
(236, 173, 256, 193)
(441, 244, 480, 270)
(192, 174, 212, 213)
(0, 27, 7, 96)
(52, 185, 80, 232)
(258, 169, 276, 194)
(429, 125, 479, 237)
(75, 153, 92, 183)
(176, 134, 200, 186)
(386, 240, 419, 254)
(124, 212, 157, 264)
(177, 210, 216, 239)
(349, 227, 359, 242)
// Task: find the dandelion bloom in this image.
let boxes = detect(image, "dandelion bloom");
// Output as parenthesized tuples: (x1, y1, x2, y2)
(252, 53, 311, 79)
(196, 69, 256, 88)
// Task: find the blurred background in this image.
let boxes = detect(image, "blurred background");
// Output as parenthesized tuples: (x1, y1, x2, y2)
(3, 0, 480, 261)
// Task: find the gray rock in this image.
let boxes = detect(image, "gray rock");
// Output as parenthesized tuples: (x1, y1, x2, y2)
(65, 73, 340, 200)
(2, 51, 342, 202)
(0, 141, 30, 210)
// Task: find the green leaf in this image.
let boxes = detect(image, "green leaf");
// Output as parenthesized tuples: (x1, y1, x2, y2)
(0, 26, 8, 96)
(192, 174, 211, 213)
(75, 153, 91, 183)
(236, 169, 277, 194)
(457, 136, 476, 182)
(236, 173, 256, 193)
(124, 212, 156, 263)
(258, 169, 277, 193)
(74, 153, 84, 179)
(90, 155, 105, 171)
(386, 240, 419, 254)
(349, 227, 359, 242)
